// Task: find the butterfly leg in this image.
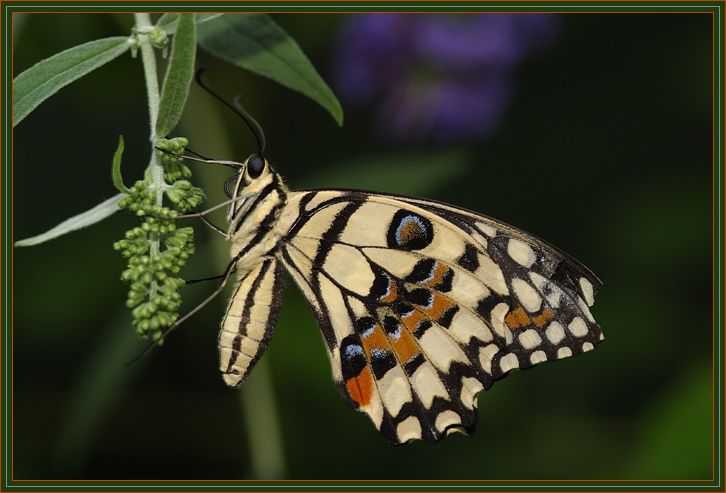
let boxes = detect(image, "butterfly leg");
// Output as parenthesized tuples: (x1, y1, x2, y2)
(200, 216, 228, 238)
(173, 196, 244, 221)
(184, 273, 226, 285)
(149, 197, 245, 239)
(155, 146, 243, 170)
(128, 259, 238, 364)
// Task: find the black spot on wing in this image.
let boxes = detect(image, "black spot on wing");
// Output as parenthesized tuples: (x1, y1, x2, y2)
(354, 316, 376, 337)
(370, 349, 397, 379)
(340, 335, 367, 379)
(405, 259, 436, 283)
(382, 315, 401, 338)
(457, 243, 480, 272)
(437, 268, 454, 293)
(413, 319, 432, 338)
(405, 288, 433, 307)
(404, 353, 425, 376)
(437, 305, 459, 328)
(368, 269, 391, 300)
(386, 210, 434, 251)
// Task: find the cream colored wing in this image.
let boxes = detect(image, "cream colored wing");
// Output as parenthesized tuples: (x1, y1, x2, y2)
(276, 190, 603, 444)
(219, 257, 284, 388)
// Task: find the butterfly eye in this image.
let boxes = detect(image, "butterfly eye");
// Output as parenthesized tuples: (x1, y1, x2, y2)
(246, 155, 265, 179)
(224, 173, 240, 198)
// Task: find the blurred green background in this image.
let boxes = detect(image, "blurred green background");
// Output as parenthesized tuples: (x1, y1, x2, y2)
(12, 13, 713, 481)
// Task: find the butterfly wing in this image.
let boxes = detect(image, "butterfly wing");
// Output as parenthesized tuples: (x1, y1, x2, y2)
(275, 190, 603, 444)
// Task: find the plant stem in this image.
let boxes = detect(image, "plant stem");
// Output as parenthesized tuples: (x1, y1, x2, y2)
(135, 13, 160, 134)
(134, 12, 164, 307)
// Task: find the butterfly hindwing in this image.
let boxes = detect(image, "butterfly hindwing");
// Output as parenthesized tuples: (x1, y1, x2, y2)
(275, 190, 603, 444)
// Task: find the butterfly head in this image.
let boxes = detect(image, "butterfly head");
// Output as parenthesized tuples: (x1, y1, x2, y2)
(224, 154, 279, 221)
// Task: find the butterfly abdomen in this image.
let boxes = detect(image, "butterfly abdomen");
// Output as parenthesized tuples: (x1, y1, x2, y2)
(219, 257, 284, 388)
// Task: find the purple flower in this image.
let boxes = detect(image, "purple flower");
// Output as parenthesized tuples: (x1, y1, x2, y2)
(333, 14, 559, 142)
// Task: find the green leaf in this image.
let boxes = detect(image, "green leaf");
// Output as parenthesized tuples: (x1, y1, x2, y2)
(14, 36, 131, 126)
(156, 13, 223, 34)
(15, 193, 124, 247)
(111, 135, 129, 193)
(156, 14, 196, 137)
(197, 14, 343, 126)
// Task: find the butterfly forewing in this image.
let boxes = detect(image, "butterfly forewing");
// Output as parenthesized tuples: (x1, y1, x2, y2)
(274, 190, 603, 444)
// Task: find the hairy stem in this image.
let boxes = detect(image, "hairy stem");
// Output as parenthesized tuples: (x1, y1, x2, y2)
(135, 13, 165, 310)
(135, 13, 160, 133)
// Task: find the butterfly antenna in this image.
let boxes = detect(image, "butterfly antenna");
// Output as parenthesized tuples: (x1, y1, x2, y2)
(233, 93, 266, 158)
(195, 68, 267, 158)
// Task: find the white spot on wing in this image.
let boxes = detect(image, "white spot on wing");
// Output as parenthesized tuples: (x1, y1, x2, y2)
(582, 342, 594, 352)
(490, 302, 509, 338)
(476, 255, 509, 295)
(512, 278, 542, 312)
(475, 221, 497, 237)
(546, 321, 565, 344)
(519, 329, 542, 349)
(557, 347, 573, 359)
(460, 377, 482, 409)
(507, 238, 536, 267)
(448, 310, 493, 344)
(568, 317, 588, 337)
(396, 416, 421, 442)
(499, 353, 519, 373)
(530, 350, 547, 365)
(579, 277, 595, 306)
(478, 344, 499, 374)
(435, 410, 462, 433)
(378, 367, 412, 416)
(410, 362, 448, 408)
(577, 296, 597, 323)
(418, 324, 468, 371)
(323, 244, 375, 297)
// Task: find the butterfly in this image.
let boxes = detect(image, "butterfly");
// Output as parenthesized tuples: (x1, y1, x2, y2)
(164, 72, 604, 445)
(169, 150, 604, 445)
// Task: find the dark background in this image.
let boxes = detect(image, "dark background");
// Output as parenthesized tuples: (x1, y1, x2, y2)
(12, 13, 714, 480)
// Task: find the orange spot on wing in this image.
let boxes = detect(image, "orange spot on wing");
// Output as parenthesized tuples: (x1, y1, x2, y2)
(425, 262, 450, 289)
(505, 306, 531, 329)
(389, 325, 421, 363)
(401, 309, 426, 332)
(422, 293, 456, 320)
(533, 308, 555, 328)
(506, 307, 556, 330)
(346, 365, 373, 407)
(361, 324, 388, 353)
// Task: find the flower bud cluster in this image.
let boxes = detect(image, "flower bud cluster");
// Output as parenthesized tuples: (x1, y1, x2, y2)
(114, 138, 203, 342)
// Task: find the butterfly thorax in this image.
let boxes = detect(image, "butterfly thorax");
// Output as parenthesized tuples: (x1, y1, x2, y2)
(227, 164, 288, 273)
